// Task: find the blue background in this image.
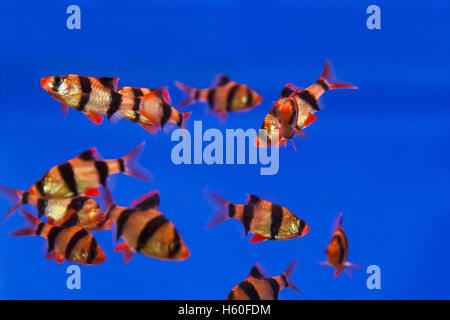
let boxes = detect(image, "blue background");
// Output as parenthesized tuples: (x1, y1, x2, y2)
(0, 1, 448, 299)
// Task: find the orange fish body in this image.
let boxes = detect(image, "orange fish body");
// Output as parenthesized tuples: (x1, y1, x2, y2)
(28, 143, 149, 199)
(227, 260, 301, 300)
(206, 191, 309, 243)
(321, 213, 360, 277)
(40, 75, 139, 124)
(11, 210, 105, 265)
(105, 190, 190, 262)
(175, 74, 262, 119)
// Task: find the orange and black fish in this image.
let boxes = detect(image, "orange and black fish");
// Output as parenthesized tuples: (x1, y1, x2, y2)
(320, 213, 360, 277)
(0, 186, 111, 231)
(27, 143, 150, 199)
(103, 189, 190, 262)
(257, 61, 357, 148)
(226, 260, 301, 300)
(175, 74, 262, 120)
(206, 191, 309, 243)
(11, 210, 106, 265)
(116, 86, 191, 134)
(40, 75, 140, 124)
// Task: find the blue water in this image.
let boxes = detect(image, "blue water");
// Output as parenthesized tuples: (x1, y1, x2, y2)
(0, 1, 448, 299)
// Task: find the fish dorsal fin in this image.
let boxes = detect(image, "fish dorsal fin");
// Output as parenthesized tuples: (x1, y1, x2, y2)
(211, 74, 231, 87)
(248, 263, 267, 279)
(76, 148, 100, 162)
(147, 87, 170, 103)
(333, 212, 344, 232)
(60, 211, 79, 228)
(97, 77, 119, 91)
(131, 190, 160, 210)
(246, 194, 261, 205)
(279, 83, 302, 98)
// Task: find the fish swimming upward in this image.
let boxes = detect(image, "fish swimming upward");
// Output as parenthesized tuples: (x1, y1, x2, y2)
(11, 210, 106, 265)
(320, 213, 360, 277)
(27, 143, 150, 199)
(256, 61, 357, 148)
(226, 260, 301, 300)
(116, 86, 191, 134)
(175, 74, 263, 120)
(0, 186, 111, 231)
(206, 191, 309, 243)
(103, 189, 190, 262)
(40, 75, 140, 124)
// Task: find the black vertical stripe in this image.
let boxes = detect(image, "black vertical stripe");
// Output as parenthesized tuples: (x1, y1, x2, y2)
(36, 222, 45, 236)
(315, 79, 329, 91)
(67, 197, 89, 214)
(246, 86, 253, 107)
(228, 203, 236, 218)
(35, 175, 47, 197)
(280, 274, 289, 287)
(160, 102, 172, 128)
(132, 87, 144, 97)
(94, 161, 109, 186)
(243, 205, 254, 235)
(37, 199, 48, 218)
(297, 219, 306, 236)
(226, 84, 241, 111)
(280, 86, 294, 98)
(52, 76, 62, 90)
(65, 229, 89, 258)
(270, 203, 283, 239)
(21, 191, 29, 204)
(78, 149, 96, 161)
(47, 226, 63, 252)
(77, 76, 92, 112)
(136, 215, 168, 252)
(267, 278, 280, 300)
(118, 159, 125, 173)
(116, 209, 135, 241)
(298, 90, 320, 111)
(194, 90, 200, 101)
(86, 237, 99, 264)
(334, 235, 346, 264)
(226, 290, 235, 300)
(168, 229, 181, 258)
(107, 92, 122, 119)
(207, 89, 216, 109)
(57, 162, 78, 196)
(176, 112, 183, 127)
(238, 281, 260, 300)
(288, 99, 297, 125)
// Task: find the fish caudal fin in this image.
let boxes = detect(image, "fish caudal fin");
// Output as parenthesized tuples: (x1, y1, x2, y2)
(10, 209, 41, 236)
(121, 142, 152, 181)
(282, 259, 302, 294)
(320, 61, 357, 90)
(175, 81, 198, 108)
(205, 190, 232, 228)
(179, 111, 192, 129)
(0, 186, 25, 220)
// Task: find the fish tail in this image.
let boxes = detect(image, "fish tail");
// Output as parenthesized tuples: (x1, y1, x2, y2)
(319, 61, 357, 90)
(175, 81, 198, 108)
(281, 259, 302, 294)
(121, 142, 152, 181)
(205, 190, 232, 228)
(0, 186, 26, 220)
(10, 209, 41, 236)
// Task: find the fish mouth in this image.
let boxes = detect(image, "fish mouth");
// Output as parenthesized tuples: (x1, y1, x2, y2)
(40, 77, 52, 90)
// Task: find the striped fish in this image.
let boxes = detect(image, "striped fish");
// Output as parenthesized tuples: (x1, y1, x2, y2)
(104, 189, 190, 262)
(11, 210, 105, 265)
(226, 260, 301, 300)
(40, 75, 141, 124)
(175, 74, 263, 120)
(257, 61, 357, 148)
(116, 86, 191, 134)
(320, 213, 360, 277)
(28, 143, 150, 199)
(0, 186, 111, 231)
(206, 191, 309, 243)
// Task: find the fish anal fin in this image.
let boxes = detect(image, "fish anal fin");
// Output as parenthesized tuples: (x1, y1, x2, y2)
(303, 112, 318, 128)
(84, 112, 103, 125)
(84, 187, 100, 197)
(61, 104, 69, 116)
(250, 234, 269, 243)
(114, 242, 135, 263)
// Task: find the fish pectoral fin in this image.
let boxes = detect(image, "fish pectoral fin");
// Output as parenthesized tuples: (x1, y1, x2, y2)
(46, 250, 65, 264)
(114, 242, 135, 263)
(84, 111, 103, 125)
(319, 261, 331, 266)
(61, 103, 69, 116)
(294, 127, 307, 138)
(249, 234, 269, 243)
(344, 261, 362, 270)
